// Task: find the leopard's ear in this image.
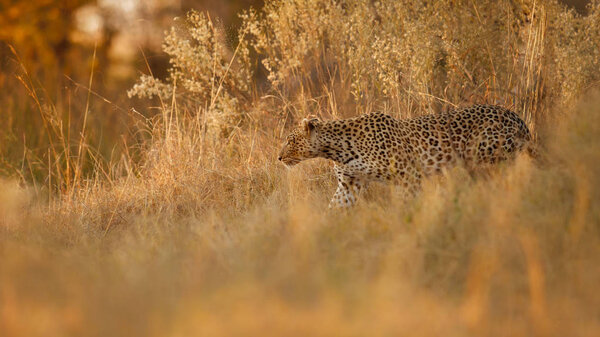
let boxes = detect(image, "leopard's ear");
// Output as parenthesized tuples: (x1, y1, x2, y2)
(302, 117, 321, 136)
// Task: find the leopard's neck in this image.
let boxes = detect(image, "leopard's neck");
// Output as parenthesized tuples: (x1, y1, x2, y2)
(316, 120, 360, 164)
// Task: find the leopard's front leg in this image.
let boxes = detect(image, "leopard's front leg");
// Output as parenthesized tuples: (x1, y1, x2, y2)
(328, 164, 368, 208)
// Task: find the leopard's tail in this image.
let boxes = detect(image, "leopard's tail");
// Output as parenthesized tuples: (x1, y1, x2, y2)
(526, 141, 540, 159)
(519, 119, 545, 164)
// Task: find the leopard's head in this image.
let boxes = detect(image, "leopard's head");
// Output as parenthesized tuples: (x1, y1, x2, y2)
(278, 117, 322, 166)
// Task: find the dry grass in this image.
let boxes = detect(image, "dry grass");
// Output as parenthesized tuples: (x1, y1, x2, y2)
(1, 1, 600, 336)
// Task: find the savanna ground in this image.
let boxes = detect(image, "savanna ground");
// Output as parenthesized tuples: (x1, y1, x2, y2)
(1, 0, 600, 336)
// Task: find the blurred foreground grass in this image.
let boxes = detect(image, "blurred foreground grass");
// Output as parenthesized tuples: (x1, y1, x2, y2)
(1, 94, 599, 336)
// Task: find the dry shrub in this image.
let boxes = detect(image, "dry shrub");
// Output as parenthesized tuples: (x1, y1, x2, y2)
(243, 0, 600, 123)
(129, 1, 600, 132)
(128, 10, 253, 137)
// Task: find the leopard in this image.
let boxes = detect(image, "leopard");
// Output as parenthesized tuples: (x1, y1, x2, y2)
(278, 104, 534, 208)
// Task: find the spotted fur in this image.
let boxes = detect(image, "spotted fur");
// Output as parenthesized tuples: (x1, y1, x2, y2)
(278, 105, 533, 208)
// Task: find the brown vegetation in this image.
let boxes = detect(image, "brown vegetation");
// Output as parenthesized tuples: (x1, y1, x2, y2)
(1, 1, 599, 336)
